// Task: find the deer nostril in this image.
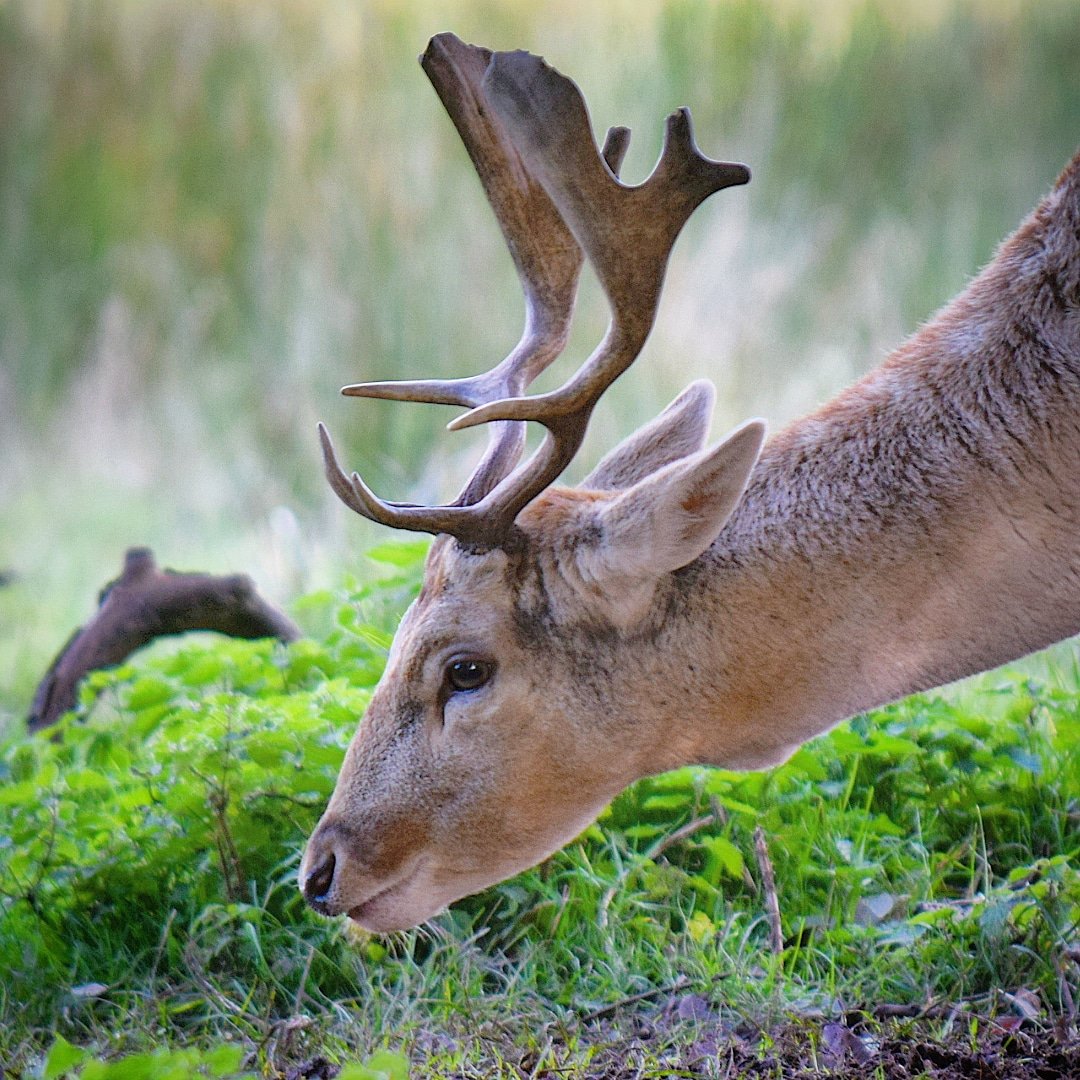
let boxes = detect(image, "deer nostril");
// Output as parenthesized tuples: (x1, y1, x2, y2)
(304, 852, 336, 905)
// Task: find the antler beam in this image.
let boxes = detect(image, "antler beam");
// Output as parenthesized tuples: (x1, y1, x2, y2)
(320, 36, 749, 547)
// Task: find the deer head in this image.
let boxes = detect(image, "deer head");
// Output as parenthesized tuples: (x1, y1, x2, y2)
(300, 34, 757, 931)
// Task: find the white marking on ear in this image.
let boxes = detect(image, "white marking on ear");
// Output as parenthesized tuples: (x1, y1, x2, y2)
(581, 380, 717, 491)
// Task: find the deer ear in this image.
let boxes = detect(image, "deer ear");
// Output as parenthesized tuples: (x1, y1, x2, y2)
(581, 419, 766, 586)
(581, 381, 716, 491)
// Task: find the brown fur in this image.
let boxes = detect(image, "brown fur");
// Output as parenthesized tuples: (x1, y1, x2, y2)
(301, 150, 1080, 932)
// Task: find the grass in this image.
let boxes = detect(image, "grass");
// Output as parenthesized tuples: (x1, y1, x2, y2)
(1, 543, 1077, 1076)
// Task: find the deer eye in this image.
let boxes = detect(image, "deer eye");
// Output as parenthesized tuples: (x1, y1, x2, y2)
(445, 658, 494, 693)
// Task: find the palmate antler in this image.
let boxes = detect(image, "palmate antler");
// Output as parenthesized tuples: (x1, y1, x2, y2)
(319, 33, 749, 548)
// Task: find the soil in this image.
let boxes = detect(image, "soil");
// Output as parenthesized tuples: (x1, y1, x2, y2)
(288, 1014, 1080, 1079)
(579, 1012, 1080, 1079)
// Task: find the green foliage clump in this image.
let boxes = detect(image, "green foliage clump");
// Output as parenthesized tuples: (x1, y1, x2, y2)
(0, 553, 422, 1067)
(36, 1033, 408, 1080)
(597, 686, 1080, 1003)
(3, 635, 357, 995)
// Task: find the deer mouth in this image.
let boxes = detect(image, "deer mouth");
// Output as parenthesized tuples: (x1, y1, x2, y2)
(347, 858, 428, 932)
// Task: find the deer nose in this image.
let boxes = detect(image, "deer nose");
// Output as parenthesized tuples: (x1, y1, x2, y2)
(301, 824, 347, 915)
(302, 852, 336, 909)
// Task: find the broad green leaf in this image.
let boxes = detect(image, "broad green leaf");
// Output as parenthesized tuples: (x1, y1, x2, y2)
(641, 794, 692, 813)
(336, 1066, 382, 1080)
(42, 1035, 89, 1079)
(63, 769, 111, 793)
(124, 676, 175, 711)
(204, 1043, 245, 1076)
(0, 779, 40, 806)
(707, 793, 759, 817)
(686, 910, 716, 943)
(623, 823, 663, 840)
(174, 653, 227, 687)
(10, 743, 37, 783)
(361, 1050, 410, 1080)
(365, 540, 429, 568)
(245, 739, 287, 768)
(698, 835, 745, 880)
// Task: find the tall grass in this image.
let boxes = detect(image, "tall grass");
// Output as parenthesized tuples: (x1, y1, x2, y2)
(2, 0, 1079, 723)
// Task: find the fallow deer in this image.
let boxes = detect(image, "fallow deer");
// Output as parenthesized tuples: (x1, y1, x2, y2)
(300, 33, 1080, 932)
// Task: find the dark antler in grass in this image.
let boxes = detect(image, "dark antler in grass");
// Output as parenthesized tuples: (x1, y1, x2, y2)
(28, 547, 300, 731)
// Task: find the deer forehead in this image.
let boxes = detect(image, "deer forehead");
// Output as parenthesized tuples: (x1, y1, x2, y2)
(387, 540, 522, 668)
(390, 515, 598, 672)
(419, 537, 516, 609)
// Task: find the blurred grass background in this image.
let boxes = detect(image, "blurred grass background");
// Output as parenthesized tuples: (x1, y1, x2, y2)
(2, 0, 1079, 729)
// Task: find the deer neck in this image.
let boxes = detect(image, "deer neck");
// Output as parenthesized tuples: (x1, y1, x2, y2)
(635, 178, 1080, 774)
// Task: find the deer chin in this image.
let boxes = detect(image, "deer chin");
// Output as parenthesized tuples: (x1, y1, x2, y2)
(346, 857, 435, 933)
(347, 861, 510, 933)
(348, 831, 591, 933)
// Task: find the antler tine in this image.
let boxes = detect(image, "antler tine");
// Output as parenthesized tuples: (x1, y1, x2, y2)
(327, 34, 629, 525)
(344, 117, 634, 412)
(319, 423, 467, 535)
(344, 113, 631, 415)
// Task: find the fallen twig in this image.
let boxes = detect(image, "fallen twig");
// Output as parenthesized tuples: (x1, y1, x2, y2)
(578, 977, 692, 1025)
(753, 825, 783, 955)
(645, 812, 718, 861)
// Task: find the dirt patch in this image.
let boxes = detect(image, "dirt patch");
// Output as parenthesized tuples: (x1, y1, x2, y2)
(577, 1013, 1080, 1079)
(288, 1007, 1080, 1078)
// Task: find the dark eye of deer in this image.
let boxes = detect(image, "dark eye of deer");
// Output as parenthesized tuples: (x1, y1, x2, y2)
(446, 658, 493, 693)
